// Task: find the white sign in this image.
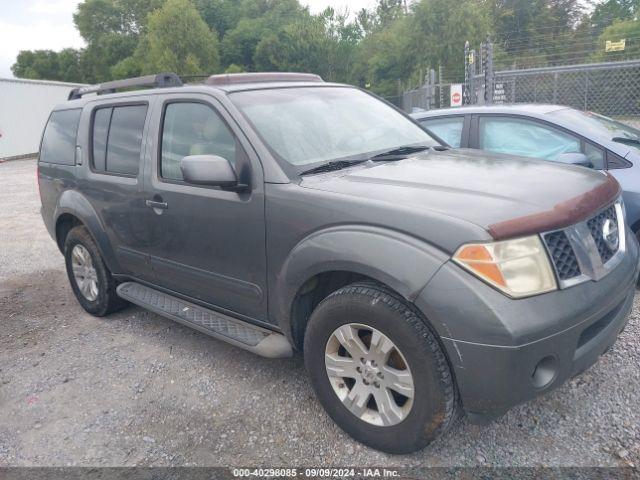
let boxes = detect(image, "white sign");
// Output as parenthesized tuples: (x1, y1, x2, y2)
(450, 84, 463, 107)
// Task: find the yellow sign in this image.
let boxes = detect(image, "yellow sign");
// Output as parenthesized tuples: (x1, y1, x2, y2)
(468, 51, 475, 65)
(606, 39, 626, 52)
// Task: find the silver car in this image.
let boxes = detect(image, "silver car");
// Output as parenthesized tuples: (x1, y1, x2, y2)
(412, 104, 640, 242)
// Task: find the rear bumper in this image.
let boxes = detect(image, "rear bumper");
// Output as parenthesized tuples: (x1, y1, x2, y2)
(416, 228, 639, 423)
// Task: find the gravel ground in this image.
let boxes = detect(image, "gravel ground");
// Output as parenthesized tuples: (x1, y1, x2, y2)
(0, 158, 639, 467)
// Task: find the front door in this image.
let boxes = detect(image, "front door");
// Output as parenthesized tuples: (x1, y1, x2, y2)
(142, 93, 268, 322)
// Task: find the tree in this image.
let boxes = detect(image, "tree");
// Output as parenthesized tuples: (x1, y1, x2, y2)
(221, 18, 268, 70)
(11, 49, 83, 82)
(135, 0, 220, 75)
(408, 0, 491, 81)
(219, 0, 307, 70)
(592, 18, 640, 61)
(590, 0, 639, 36)
(73, 0, 163, 42)
(254, 8, 360, 82)
(194, 0, 242, 38)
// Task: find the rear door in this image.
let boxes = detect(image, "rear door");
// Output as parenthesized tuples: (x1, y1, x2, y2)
(142, 93, 268, 322)
(80, 97, 155, 281)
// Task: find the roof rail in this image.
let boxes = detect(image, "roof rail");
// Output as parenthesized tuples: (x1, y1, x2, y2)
(205, 72, 323, 86)
(68, 72, 183, 100)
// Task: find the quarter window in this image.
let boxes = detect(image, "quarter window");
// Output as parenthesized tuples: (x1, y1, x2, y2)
(40, 109, 82, 165)
(479, 117, 581, 161)
(91, 104, 148, 176)
(583, 142, 605, 170)
(419, 117, 464, 147)
(160, 102, 237, 181)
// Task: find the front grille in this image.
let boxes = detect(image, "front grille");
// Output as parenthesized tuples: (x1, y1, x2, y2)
(587, 205, 619, 264)
(543, 231, 581, 280)
(541, 200, 623, 289)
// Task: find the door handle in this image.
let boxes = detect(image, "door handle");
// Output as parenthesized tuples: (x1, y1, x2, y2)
(145, 199, 168, 210)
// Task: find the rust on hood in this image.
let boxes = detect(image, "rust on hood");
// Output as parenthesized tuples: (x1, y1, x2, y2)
(488, 173, 621, 240)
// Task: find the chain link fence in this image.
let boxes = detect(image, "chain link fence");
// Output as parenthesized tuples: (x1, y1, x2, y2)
(401, 84, 453, 111)
(492, 60, 640, 118)
(400, 51, 640, 126)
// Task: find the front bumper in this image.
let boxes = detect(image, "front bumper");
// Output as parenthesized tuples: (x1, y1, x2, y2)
(415, 228, 639, 423)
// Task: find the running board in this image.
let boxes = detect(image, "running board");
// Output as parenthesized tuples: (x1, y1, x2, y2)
(116, 282, 292, 358)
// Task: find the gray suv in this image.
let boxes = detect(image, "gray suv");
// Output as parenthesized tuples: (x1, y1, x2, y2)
(38, 72, 639, 454)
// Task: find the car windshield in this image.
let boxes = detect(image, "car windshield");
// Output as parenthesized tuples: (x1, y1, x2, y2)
(230, 86, 439, 168)
(550, 108, 640, 147)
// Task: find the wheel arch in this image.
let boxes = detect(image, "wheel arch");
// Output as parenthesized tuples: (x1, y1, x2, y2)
(272, 225, 450, 349)
(54, 190, 121, 273)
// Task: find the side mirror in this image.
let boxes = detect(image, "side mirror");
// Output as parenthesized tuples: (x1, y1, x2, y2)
(556, 152, 594, 169)
(180, 155, 238, 187)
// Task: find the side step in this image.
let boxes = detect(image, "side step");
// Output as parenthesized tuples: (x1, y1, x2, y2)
(116, 282, 292, 358)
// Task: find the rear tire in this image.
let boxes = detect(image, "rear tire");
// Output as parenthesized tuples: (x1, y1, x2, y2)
(64, 226, 127, 316)
(303, 282, 458, 454)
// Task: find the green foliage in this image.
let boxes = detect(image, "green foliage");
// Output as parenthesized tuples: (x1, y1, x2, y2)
(254, 8, 361, 81)
(137, 0, 220, 75)
(593, 18, 640, 61)
(409, 0, 491, 80)
(590, 0, 639, 35)
(10, 0, 639, 97)
(11, 49, 82, 83)
(224, 64, 245, 73)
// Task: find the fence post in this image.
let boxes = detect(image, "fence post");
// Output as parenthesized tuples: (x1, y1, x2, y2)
(438, 65, 444, 108)
(584, 71, 589, 111)
(470, 49, 477, 104)
(428, 69, 436, 110)
(464, 41, 470, 105)
(483, 38, 494, 105)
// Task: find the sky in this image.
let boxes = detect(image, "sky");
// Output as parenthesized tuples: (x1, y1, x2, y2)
(0, 0, 378, 78)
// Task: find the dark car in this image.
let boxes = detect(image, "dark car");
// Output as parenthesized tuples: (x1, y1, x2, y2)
(411, 104, 640, 242)
(38, 73, 639, 454)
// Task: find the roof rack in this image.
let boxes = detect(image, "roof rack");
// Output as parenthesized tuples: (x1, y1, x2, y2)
(205, 72, 323, 86)
(68, 72, 183, 100)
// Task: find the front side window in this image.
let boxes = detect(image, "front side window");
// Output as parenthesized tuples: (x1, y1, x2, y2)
(419, 117, 464, 147)
(91, 104, 147, 176)
(40, 109, 82, 165)
(479, 116, 581, 161)
(160, 102, 237, 181)
(230, 87, 438, 169)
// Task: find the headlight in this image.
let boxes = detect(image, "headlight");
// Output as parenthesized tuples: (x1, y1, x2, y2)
(453, 235, 557, 298)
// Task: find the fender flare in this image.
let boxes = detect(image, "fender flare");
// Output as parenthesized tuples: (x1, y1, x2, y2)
(54, 190, 121, 273)
(272, 225, 450, 341)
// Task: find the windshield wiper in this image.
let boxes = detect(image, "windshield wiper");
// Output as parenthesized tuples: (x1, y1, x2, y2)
(370, 144, 434, 161)
(300, 159, 368, 176)
(612, 136, 640, 146)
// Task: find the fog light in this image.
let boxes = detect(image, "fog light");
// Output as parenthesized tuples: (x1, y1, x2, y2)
(531, 356, 557, 389)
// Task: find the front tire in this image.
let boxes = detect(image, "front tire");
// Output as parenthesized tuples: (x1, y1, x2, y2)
(64, 226, 127, 316)
(303, 282, 458, 454)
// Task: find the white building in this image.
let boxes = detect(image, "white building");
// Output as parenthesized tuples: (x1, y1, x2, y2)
(0, 77, 86, 160)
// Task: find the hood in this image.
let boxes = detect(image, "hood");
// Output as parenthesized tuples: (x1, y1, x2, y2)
(301, 148, 620, 240)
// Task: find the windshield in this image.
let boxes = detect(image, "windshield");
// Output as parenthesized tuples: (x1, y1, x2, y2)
(230, 86, 438, 168)
(550, 108, 640, 145)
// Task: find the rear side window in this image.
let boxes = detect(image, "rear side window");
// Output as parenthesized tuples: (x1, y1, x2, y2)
(91, 104, 148, 176)
(419, 117, 464, 147)
(40, 109, 82, 165)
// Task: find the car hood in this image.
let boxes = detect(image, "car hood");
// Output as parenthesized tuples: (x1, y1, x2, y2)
(300, 148, 620, 240)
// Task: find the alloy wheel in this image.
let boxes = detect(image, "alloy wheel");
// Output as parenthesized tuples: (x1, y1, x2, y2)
(324, 323, 415, 426)
(71, 244, 99, 301)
